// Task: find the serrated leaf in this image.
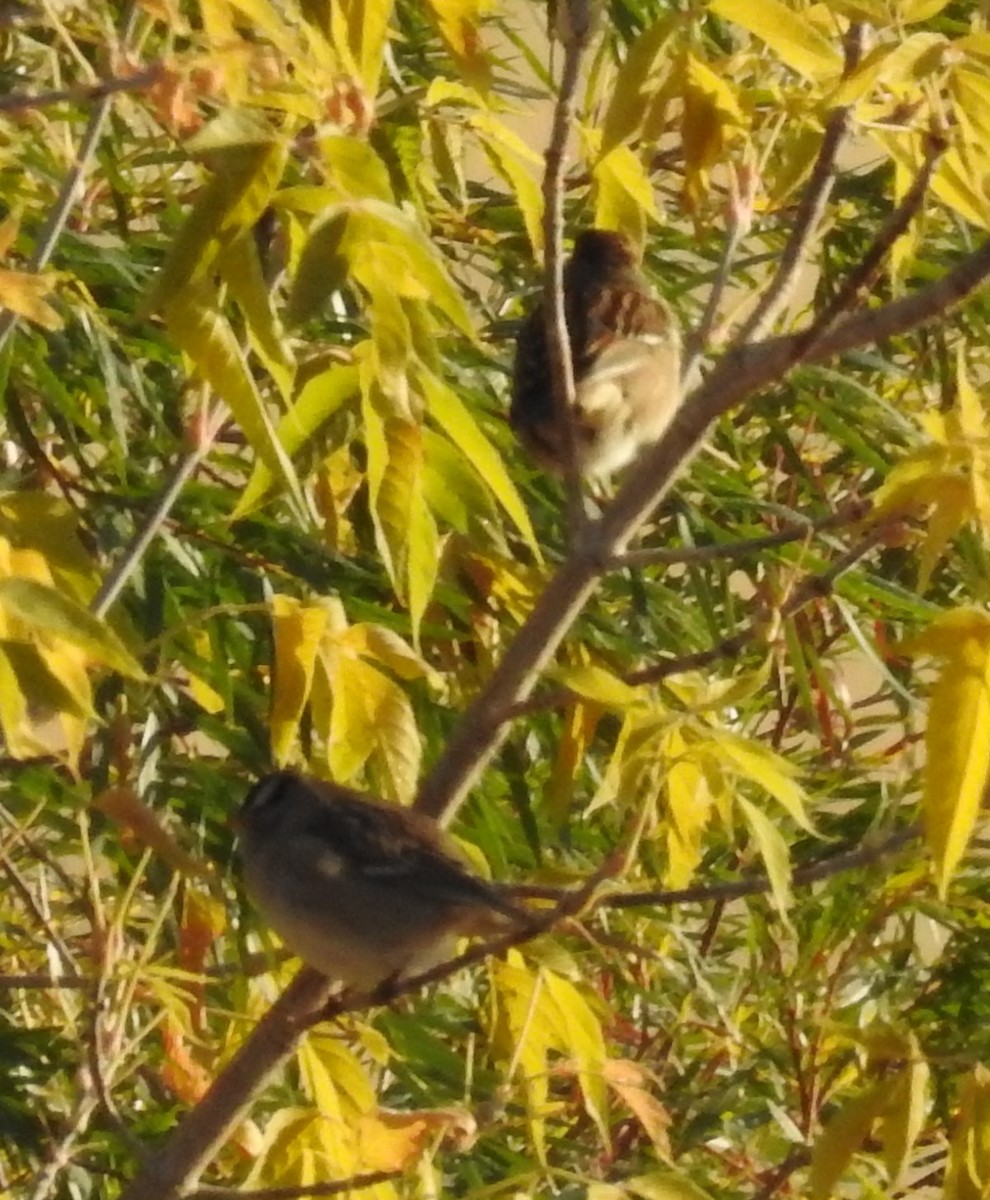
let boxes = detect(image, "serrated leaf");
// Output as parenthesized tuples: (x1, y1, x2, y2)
(0, 577, 144, 678)
(0, 267, 62, 330)
(708, 0, 843, 81)
(592, 143, 657, 242)
(601, 16, 677, 153)
(288, 199, 474, 336)
(149, 115, 287, 308)
(551, 664, 641, 707)
(469, 112, 544, 253)
(663, 725, 714, 889)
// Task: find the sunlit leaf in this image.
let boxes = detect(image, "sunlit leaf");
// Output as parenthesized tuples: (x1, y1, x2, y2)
(269, 595, 329, 765)
(902, 608, 990, 896)
(0, 578, 144, 678)
(708, 0, 844, 81)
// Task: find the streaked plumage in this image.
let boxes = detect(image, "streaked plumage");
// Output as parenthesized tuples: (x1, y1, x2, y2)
(510, 229, 682, 478)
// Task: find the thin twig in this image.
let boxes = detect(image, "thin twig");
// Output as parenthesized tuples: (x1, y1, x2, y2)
(541, 2, 593, 539)
(733, 24, 865, 345)
(91, 404, 226, 617)
(796, 130, 948, 350)
(25, 1095, 100, 1200)
(683, 162, 756, 378)
(0, 973, 95, 989)
(610, 498, 871, 570)
(507, 517, 892, 718)
(0, 65, 164, 114)
(599, 824, 919, 910)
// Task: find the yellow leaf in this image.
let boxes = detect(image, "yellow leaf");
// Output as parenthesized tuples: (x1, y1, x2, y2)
(830, 33, 946, 106)
(551, 664, 642, 708)
(879, 1050, 930, 1186)
(0, 267, 62, 330)
(0, 577, 145, 678)
(163, 279, 307, 517)
(422, 0, 492, 86)
(910, 609, 990, 895)
(421, 368, 539, 557)
(679, 53, 747, 209)
(737, 796, 793, 918)
(269, 595, 329, 765)
(601, 16, 678, 153)
(933, 146, 990, 230)
(235, 363, 360, 518)
(592, 143, 658, 241)
(715, 732, 816, 833)
(470, 112, 544, 253)
(329, 0, 392, 94)
(543, 969, 610, 1143)
(708, 0, 844, 81)
(663, 726, 714, 889)
(945, 1064, 990, 1200)
(323, 655, 421, 801)
(809, 1079, 898, 1199)
(149, 113, 287, 307)
(186, 630, 225, 715)
(623, 1173, 717, 1200)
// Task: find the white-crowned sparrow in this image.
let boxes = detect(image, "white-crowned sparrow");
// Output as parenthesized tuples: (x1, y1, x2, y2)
(235, 771, 529, 989)
(510, 228, 682, 478)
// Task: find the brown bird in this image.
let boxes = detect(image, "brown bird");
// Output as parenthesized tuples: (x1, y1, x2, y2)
(235, 771, 530, 989)
(510, 229, 682, 479)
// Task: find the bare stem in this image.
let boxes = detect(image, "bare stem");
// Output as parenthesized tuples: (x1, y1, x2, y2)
(541, 9, 592, 537)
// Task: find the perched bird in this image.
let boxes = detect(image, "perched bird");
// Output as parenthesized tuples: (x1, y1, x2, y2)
(235, 771, 529, 989)
(510, 228, 682, 479)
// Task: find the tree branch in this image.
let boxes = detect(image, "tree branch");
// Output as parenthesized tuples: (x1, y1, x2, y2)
(733, 23, 865, 345)
(541, 0, 593, 536)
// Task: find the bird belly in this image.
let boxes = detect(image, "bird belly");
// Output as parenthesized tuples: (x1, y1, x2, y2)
(243, 856, 457, 988)
(573, 341, 681, 477)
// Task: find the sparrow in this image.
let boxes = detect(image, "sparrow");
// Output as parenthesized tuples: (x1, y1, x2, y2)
(510, 228, 682, 479)
(234, 771, 530, 989)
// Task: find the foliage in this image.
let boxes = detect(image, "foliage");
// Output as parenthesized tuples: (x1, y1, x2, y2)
(2, 1, 990, 1198)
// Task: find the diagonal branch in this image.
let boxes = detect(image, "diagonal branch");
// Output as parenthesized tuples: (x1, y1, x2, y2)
(414, 230, 990, 825)
(733, 23, 865, 346)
